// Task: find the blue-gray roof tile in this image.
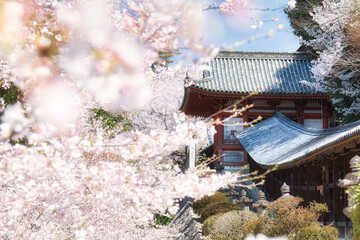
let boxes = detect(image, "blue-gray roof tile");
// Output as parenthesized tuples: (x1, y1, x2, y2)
(237, 112, 360, 169)
(193, 51, 322, 95)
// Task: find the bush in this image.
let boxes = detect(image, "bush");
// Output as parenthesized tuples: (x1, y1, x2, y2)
(242, 197, 338, 240)
(202, 214, 221, 236)
(271, 207, 319, 236)
(352, 202, 360, 240)
(243, 218, 263, 237)
(266, 196, 303, 214)
(200, 202, 239, 222)
(351, 171, 360, 240)
(193, 191, 228, 215)
(295, 223, 338, 240)
(210, 210, 257, 240)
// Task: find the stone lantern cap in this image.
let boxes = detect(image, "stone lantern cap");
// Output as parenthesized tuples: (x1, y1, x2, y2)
(253, 190, 269, 208)
(236, 189, 252, 204)
(278, 182, 292, 199)
(281, 182, 290, 194)
(350, 155, 360, 172)
(226, 189, 239, 197)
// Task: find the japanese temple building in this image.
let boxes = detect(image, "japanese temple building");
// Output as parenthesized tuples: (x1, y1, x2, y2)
(181, 50, 332, 170)
(181, 50, 360, 233)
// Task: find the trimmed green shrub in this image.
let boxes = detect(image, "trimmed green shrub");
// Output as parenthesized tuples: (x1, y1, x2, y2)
(202, 214, 221, 236)
(295, 223, 338, 240)
(210, 210, 257, 240)
(266, 196, 303, 214)
(270, 207, 320, 236)
(242, 197, 337, 240)
(243, 218, 263, 237)
(193, 191, 228, 215)
(200, 202, 239, 222)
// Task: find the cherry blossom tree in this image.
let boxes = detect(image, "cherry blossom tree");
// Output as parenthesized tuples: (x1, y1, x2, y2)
(0, 0, 281, 239)
(287, 0, 360, 123)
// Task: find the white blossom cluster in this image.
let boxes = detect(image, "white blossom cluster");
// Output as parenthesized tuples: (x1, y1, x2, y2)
(219, 0, 248, 16)
(0, 0, 252, 239)
(1, 121, 237, 238)
(301, 0, 360, 120)
(0, 59, 13, 90)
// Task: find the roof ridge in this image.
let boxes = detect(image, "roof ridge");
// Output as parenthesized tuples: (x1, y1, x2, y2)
(216, 51, 314, 60)
(218, 50, 312, 54)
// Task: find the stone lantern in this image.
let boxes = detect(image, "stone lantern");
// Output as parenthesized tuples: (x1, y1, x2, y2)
(278, 182, 292, 199)
(338, 155, 360, 218)
(236, 189, 253, 211)
(253, 190, 269, 215)
(226, 189, 239, 203)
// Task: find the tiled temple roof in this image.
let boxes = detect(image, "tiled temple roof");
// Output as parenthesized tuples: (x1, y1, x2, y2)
(237, 112, 360, 169)
(192, 51, 323, 95)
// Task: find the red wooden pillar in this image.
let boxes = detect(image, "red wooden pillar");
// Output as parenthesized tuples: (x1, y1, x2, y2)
(322, 101, 331, 129)
(296, 101, 306, 125)
(213, 113, 222, 167)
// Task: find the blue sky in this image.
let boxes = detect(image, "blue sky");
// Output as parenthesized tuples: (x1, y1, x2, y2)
(202, 0, 300, 52)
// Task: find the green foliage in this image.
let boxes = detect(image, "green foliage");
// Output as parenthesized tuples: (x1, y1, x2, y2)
(243, 197, 338, 240)
(10, 138, 30, 147)
(266, 196, 303, 214)
(284, 0, 323, 42)
(200, 202, 239, 223)
(308, 201, 329, 215)
(202, 214, 221, 236)
(272, 207, 320, 236)
(285, 0, 360, 123)
(193, 191, 229, 215)
(90, 108, 132, 136)
(351, 168, 360, 239)
(209, 210, 257, 240)
(201, 197, 337, 240)
(295, 223, 338, 240)
(352, 204, 360, 240)
(327, 77, 360, 124)
(0, 83, 23, 116)
(154, 214, 174, 226)
(243, 218, 263, 237)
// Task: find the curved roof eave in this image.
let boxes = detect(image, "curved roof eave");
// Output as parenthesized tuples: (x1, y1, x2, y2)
(188, 86, 329, 100)
(237, 111, 360, 169)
